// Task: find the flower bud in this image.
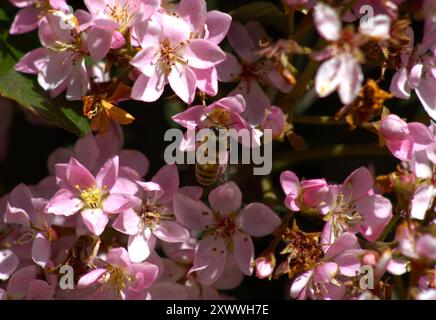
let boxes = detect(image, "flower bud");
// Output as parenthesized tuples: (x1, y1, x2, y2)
(255, 253, 276, 279)
(261, 107, 286, 140)
(380, 114, 409, 141)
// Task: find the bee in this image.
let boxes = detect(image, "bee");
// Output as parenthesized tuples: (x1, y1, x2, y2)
(46, 235, 101, 281)
(195, 109, 237, 186)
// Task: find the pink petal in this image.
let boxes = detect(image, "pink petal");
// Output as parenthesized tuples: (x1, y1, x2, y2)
(129, 262, 159, 290)
(359, 14, 391, 39)
(9, 7, 40, 34)
(151, 164, 179, 204)
(66, 158, 96, 189)
(315, 55, 341, 98)
(408, 63, 423, 89)
(280, 170, 300, 195)
(26, 280, 54, 300)
(238, 203, 281, 237)
(119, 150, 149, 177)
(96, 156, 119, 190)
(314, 262, 338, 283)
(290, 270, 313, 299)
(178, 186, 203, 200)
(416, 77, 436, 120)
(212, 94, 246, 114)
(386, 138, 413, 161)
(227, 21, 257, 64)
(408, 122, 433, 149)
(232, 79, 270, 125)
(161, 14, 191, 44)
(112, 208, 141, 235)
(192, 67, 218, 96)
(81, 208, 109, 236)
(178, 0, 207, 32)
(190, 236, 227, 285)
(338, 54, 363, 105)
(390, 67, 411, 99)
(45, 189, 82, 216)
(314, 3, 341, 41)
(77, 268, 107, 288)
(205, 10, 232, 44)
(6, 266, 37, 300)
(131, 74, 165, 102)
(386, 259, 408, 275)
(184, 39, 226, 69)
(356, 194, 392, 242)
(380, 114, 409, 141)
(324, 233, 360, 260)
(216, 52, 242, 82)
(410, 185, 433, 220)
(130, 47, 158, 77)
(232, 231, 254, 276)
(128, 230, 155, 263)
(208, 181, 242, 216)
(416, 235, 436, 261)
(0, 250, 19, 281)
(87, 27, 113, 61)
(31, 233, 51, 268)
(153, 221, 190, 243)
(342, 166, 374, 201)
(107, 247, 131, 269)
(73, 133, 100, 171)
(103, 194, 139, 214)
(173, 193, 214, 230)
(168, 64, 197, 104)
(14, 48, 47, 74)
(171, 105, 204, 128)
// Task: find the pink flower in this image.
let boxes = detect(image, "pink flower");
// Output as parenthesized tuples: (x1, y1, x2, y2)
(45, 156, 137, 235)
(78, 247, 158, 299)
(113, 165, 191, 262)
(379, 114, 433, 161)
(280, 170, 329, 212)
(321, 167, 393, 245)
(409, 124, 435, 220)
(389, 27, 436, 120)
(260, 106, 287, 140)
(130, 10, 226, 104)
(5, 265, 56, 300)
(173, 181, 281, 284)
(9, 0, 68, 34)
(172, 94, 263, 150)
(81, 0, 160, 60)
(396, 223, 436, 262)
(14, 13, 90, 100)
(290, 233, 362, 300)
(150, 239, 243, 300)
(48, 124, 150, 195)
(217, 21, 292, 124)
(313, 3, 390, 105)
(4, 184, 54, 268)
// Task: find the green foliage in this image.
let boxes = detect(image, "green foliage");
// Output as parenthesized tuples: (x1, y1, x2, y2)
(0, 5, 90, 137)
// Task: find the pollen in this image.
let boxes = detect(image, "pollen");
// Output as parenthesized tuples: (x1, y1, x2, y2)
(79, 187, 103, 209)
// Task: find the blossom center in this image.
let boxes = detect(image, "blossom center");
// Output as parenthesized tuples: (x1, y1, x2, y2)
(159, 39, 186, 74)
(79, 186, 104, 209)
(106, 0, 134, 27)
(104, 265, 132, 299)
(214, 216, 238, 239)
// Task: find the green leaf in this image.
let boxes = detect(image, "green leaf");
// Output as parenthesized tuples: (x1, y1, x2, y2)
(0, 5, 90, 136)
(230, 2, 289, 36)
